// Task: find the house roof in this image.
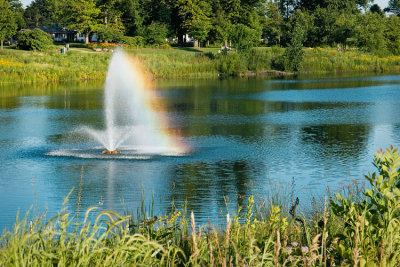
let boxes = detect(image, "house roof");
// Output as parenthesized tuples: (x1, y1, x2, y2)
(25, 25, 77, 34)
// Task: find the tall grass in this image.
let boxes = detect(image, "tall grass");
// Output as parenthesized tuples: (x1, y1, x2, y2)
(1, 46, 400, 84)
(302, 47, 400, 74)
(2, 147, 400, 265)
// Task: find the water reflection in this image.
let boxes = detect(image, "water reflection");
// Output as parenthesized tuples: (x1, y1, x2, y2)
(1, 75, 400, 229)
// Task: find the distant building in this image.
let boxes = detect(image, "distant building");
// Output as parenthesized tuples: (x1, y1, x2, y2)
(75, 33, 98, 43)
(22, 25, 98, 43)
(24, 25, 77, 42)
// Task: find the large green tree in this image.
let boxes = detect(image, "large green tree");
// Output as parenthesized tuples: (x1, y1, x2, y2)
(174, 0, 212, 46)
(283, 10, 307, 71)
(58, 0, 100, 44)
(6, 0, 25, 29)
(386, 0, 400, 16)
(24, 0, 59, 27)
(385, 15, 400, 55)
(353, 11, 387, 55)
(264, 0, 285, 45)
(0, 0, 17, 50)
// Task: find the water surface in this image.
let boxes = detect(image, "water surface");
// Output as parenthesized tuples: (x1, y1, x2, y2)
(1, 75, 400, 229)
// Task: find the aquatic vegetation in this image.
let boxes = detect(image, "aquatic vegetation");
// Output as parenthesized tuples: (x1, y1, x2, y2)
(1, 147, 400, 265)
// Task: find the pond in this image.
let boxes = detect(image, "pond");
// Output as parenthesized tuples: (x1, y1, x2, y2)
(1, 74, 400, 229)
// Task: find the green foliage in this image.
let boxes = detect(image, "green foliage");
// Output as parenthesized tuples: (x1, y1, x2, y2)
(188, 20, 211, 46)
(95, 25, 123, 43)
(386, 0, 400, 16)
(331, 146, 400, 265)
(247, 47, 276, 72)
(370, 4, 385, 16)
(58, 0, 100, 44)
(16, 28, 53, 51)
(217, 51, 247, 76)
(145, 22, 168, 45)
(121, 36, 145, 47)
(282, 11, 307, 71)
(353, 12, 388, 56)
(7, 0, 25, 29)
(24, 0, 58, 27)
(0, 0, 17, 49)
(229, 24, 259, 52)
(385, 15, 400, 56)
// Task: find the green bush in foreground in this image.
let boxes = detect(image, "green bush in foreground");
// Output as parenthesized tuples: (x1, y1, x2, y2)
(1, 147, 400, 266)
(16, 29, 53, 51)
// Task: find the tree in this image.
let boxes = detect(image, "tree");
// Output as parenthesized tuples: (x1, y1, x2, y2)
(174, 0, 212, 46)
(145, 21, 168, 45)
(264, 0, 285, 45)
(189, 20, 211, 47)
(24, 0, 58, 27)
(385, 15, 400, 55)
(58, 0, 100, 44)
(0, 0, 17, 50)
(353, 12, 387, 55)
(386, 0, 400, 16)
(97, 0, 125, 33)
(95, 25, 123, 42)
(283, 10, 307, 71)
(370, 4, 385, 16)
(229, 23, 259, 52)
(6, 0, 25, 29)
(208, 7, 231, 46)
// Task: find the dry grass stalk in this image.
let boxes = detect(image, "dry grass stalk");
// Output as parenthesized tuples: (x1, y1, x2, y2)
(212, 229, 223, 265)
(274, 230, 281, 266)
(191, 211, 198, 263)
(323, 197, 328, 267)
(352, 219, 360, 267)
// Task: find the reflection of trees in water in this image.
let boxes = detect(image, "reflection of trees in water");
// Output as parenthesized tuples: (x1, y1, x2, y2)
(166, 160, 253, 216)
(0, 81, 103, 109)
(299, 124, 369, 159)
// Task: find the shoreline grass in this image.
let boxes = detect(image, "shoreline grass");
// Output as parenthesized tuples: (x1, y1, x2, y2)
(1, 147, 400, 265)
(1, 46, 400, 85)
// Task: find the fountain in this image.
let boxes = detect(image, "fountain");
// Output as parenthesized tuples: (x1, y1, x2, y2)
(48, 49, 187, 159)
(84, 49, 187, 156)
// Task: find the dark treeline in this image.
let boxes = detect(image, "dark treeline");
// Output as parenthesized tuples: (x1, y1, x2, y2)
(1, 0, 400, 56)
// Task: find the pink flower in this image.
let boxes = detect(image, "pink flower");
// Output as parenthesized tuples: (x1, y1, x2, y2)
(301, 246, 309, 253)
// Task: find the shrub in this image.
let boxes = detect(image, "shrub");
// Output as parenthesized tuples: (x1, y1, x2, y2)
(331, 146, 400, 265)
(217, 52, 247, 76)
(121, 36, 145, 47)
(16, 29, 53, 51)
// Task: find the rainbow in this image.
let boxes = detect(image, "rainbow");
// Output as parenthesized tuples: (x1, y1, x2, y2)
(100, 49, 189, 155)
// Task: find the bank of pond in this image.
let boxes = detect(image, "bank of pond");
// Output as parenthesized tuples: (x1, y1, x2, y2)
(1, 46, 400, 84)
(0, 146, 399, 266)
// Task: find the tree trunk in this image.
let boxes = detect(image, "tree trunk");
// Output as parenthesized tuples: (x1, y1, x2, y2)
(85, 33, 89, 44)
(224, 40, 228, 47)
(194, 40, 198, 47)
(1, 40, 3, 50)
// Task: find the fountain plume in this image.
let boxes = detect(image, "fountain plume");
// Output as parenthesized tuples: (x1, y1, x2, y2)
(83, 49, 187, 155)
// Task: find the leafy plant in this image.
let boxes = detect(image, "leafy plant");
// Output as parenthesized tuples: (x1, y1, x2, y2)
(16, 28, 53, 51)
(331, 146, 400, 265)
